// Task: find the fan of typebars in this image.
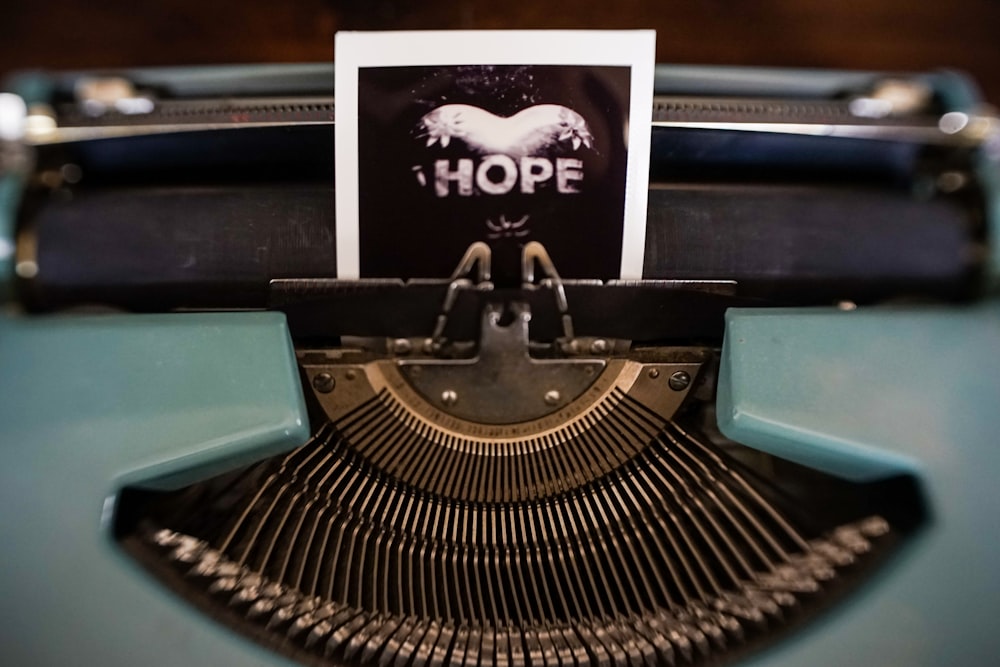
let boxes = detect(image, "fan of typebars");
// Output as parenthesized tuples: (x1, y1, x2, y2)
(133, 243, 890, 667)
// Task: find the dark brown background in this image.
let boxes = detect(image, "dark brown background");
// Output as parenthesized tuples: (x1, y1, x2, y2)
(2, 0, 998, 102)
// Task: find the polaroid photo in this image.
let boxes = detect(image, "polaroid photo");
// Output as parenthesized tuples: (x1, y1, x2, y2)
(335, 30, 656, 282)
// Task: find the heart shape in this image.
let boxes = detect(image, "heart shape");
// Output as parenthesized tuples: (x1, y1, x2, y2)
(420, 104, 594, 158)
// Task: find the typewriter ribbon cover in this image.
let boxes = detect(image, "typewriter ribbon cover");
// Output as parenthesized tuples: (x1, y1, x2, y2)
(334, 31, 656, 281)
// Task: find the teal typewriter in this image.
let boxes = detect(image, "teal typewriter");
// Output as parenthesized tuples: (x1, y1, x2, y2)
(1, 63, 999, 666)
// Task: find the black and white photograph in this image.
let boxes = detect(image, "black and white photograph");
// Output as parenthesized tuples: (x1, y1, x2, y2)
(335, 31, 656, 280)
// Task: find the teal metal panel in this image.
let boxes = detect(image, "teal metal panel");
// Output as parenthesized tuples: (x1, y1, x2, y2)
(0, 169, 22, 302)
(37, 63, 333, 98)
(0, 311, 309, 667)
(719, 303, 1000, 665)
(1, 70, 54, 106)
(979, 154, 1000, 291)
(1, 71, 46, 302)
(718, 304, 1000, 481)
(653, 65, 879, 97)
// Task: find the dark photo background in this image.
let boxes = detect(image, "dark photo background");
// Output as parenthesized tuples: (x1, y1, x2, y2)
(357, 65, 630, 281)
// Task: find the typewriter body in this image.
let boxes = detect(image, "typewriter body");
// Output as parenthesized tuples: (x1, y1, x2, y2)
(1, 63, 999, 667)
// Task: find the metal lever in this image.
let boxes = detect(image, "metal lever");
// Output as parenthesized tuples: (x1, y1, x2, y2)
(450, 241, 492, 283)
(521, 241, 575, 347)
(430, 242, 493, 350)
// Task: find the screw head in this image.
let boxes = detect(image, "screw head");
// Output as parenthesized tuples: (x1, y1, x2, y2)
(312, 372, 336, 393)
(441, 389, 458, 406)
(392, 338, 412, 355)
(668, 371, 691, 391)
(544, 389, 561, 405)
(648, 368, 660, 379)
(590, 339, 609, 354)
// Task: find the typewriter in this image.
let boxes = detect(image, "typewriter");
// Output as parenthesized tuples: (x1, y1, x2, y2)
(1, 63, 999, 667)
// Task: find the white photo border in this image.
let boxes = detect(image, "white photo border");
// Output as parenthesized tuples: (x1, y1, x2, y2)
(335, 29, 656, 280)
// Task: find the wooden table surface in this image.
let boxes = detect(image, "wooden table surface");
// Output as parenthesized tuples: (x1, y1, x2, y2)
(2, 0, 998, 101)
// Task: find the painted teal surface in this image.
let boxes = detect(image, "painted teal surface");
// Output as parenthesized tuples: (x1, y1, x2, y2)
(720, 303, 1000, 665)
(0, 173, 22, 302)
(653, 65, 878, 97)
(2, 70, 54, 105)
(926, 66, 1000, 292)
(979, 153, 1000, 291)
(718, 308, 920, 482)
(0, 311, 308, 667)
(112, 63, 334, 96)
(923, 69, 983, 111)
(2, 71, 50, 301)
